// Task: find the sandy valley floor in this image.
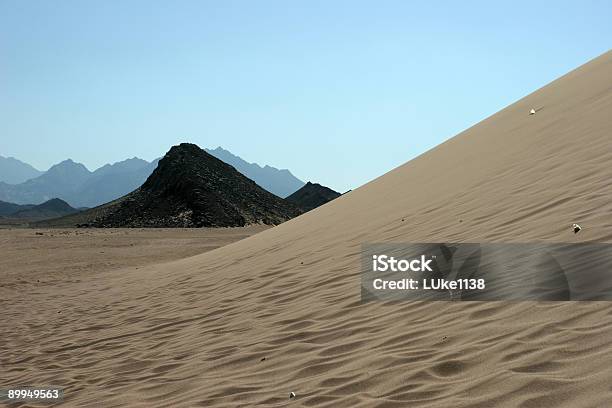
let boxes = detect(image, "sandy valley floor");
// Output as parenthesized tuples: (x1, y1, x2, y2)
(0, 226, 268, 287)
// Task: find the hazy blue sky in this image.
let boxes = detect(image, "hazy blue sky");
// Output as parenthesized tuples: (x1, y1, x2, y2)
(1, 1, 610, 192)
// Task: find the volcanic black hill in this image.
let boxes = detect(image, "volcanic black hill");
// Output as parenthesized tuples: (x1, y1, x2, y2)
(286, 181, 341, 211)
(66, 143, 303, 228)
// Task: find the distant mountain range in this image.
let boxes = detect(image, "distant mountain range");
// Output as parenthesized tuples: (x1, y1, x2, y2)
(0, 147, 305, 207)
(40, 144, 303, 228)
(0, 158, 158, 208)
(205, 147, 304, 198)
(0, 156, 44, 184)
(0, 198, 78, 220)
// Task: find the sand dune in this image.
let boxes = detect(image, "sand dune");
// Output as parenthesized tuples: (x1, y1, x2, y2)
(2, 51, 612, 407)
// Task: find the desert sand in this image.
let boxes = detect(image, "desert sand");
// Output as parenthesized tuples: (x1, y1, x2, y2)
(0, 226, 269, 286)
(2, 51, 612, 407)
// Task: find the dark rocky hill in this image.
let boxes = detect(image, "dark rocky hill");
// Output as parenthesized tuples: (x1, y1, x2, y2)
(10, 198, 79, 220)
(54, 143, 303, 228)
(286, 182, 341, 211)
(0, 200, 33, 216)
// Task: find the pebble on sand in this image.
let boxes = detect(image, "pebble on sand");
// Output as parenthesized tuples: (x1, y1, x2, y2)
(289, 392, 296, 399)
(572, 223, 581, 234)
(530, 108, 536, 115)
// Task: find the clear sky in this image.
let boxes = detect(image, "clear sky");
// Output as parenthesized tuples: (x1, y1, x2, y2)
(1, 1, 610, 192)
